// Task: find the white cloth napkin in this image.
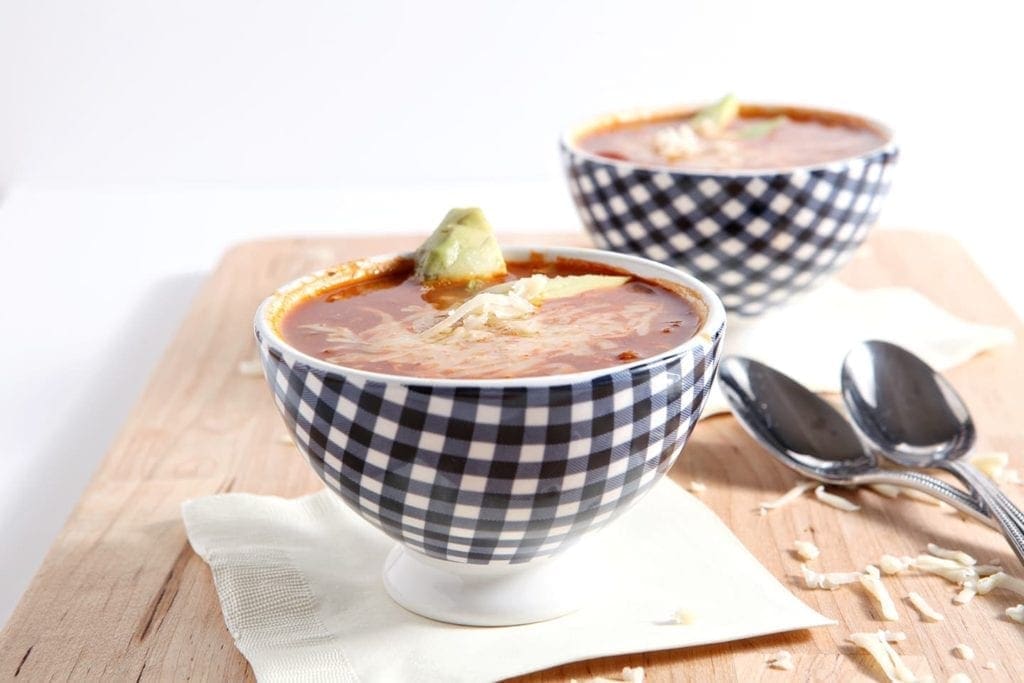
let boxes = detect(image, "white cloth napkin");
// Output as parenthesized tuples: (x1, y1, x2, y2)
(184, 482, 832, 682)
(701, 281, 1014, 418)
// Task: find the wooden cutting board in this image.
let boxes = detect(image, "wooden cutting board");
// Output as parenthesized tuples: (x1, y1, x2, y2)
(1, 231, 1022, 682)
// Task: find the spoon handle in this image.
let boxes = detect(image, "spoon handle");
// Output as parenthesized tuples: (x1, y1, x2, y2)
(853, 470, 994, 528)
(942, 460, 1024, 565)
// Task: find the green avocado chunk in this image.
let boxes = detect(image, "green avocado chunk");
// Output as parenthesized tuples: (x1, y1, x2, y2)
(414, 207, 508, 284)
(533, 274, 630, 302)
(739, 115, 788, 140)
(690, 93, 740, 135)
(484, 274, 630, 302)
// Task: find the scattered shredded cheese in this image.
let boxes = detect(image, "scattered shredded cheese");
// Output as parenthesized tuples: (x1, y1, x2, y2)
(801, 564, 861, 590)
(672, 608, 697, 625)
(953, 581, 977, 605)
(758, 480, 816, 513)
(907, 592, 944, 622)
(814, 485, 861, 512)
(653, 123, 702, 160)
(952, 643, 975, 661)
(688, 481, 707, 494)
(878, 630, 907, 642)
(947, 673, 971, 683)
(619, 666, 644, 683)
(880, 554, 914, 575)
(766, 650, 794, 671)
(926, 543, 975, 566)
(277, 432, 294, 445)
(794, 540, 820, 561)
(970, 451, 1010, 480)
(848, 631, 917, 682)
(238, 359, 263, 377)
(976, 571, 1024, 598)
(868, 483, 902, 498)
(1006, 604, 1024, 623)
(982, 661, 998, 670)
(861, 565, 900, 621)
(897, 486, 946, 506)
(913, 555, 977, 585)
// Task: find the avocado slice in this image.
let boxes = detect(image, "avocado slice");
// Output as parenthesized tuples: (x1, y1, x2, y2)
(690, 94, 740, 135)
(414, 207, 507, 284)
(739, 115, 787, 140)
(534, 274, 630, 302)
(485, 274, 630, 303)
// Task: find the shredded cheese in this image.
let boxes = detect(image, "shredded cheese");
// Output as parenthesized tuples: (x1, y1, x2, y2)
(766, 650, 794, 671)
(982, 661, 997, 670)
(907, 592, 944, 622)
(758, 480, 816, 513)
(952, 643, 974, 661)
(814, 485, 861, 512)
(848, 631, 918, 682)
(868, 483, 902, 498)
(1005, 604, 1024, 623)
(801, 564, 860, 590)
(794, 540, 820, 561)
(878, 630, 907, 643)
(912, 555, 977, 585)
(672, 608, 697, 625)
(953, 581, 977, 605)
(976, 571, 1024, 598)
(947, 674, 971, 683)
(688, 481, 707, 494)
(926, 543, 975, 566)
(861, 565, 900, 621)
(970, 451, 1010, 480)
(880, 555, 914, 575)
(897, 487, 946, 506)
(653, 124, 702, 160)
(619, 666, 644, 683)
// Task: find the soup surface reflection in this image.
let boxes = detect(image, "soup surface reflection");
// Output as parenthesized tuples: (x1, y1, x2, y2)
(279, 257, 703, 379)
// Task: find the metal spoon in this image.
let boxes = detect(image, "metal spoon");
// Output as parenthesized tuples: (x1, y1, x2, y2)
(718, 356, 992, 526)
(841, 340, 1024, 563)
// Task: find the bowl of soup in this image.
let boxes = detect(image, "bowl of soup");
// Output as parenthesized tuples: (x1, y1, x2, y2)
(254, 218, 726, 626)
(562, 97, 898, 315)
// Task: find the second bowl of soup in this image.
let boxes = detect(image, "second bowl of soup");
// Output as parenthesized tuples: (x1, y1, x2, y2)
(255, 238, 726, 626)
(562, 99, 898, 315)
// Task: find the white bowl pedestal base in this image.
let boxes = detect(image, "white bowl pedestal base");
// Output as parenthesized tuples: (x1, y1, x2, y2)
(382, 542, 598, 626)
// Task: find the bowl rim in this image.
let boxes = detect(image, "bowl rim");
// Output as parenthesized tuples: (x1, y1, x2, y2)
(560, 101, 898, 178)
(255, 245, 727, 388)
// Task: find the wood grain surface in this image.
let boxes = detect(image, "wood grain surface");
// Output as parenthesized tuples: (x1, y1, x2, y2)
(1, 231, 1022, 682)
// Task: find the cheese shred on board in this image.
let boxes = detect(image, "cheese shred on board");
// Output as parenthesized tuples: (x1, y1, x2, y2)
(814, 485, 861, 512)
(907, 592, 944, 622)
(848, 631, 917, 683)
(758, 480, 816, 513)
(794, 540, 820, 561)
(860, 565, 900, 621)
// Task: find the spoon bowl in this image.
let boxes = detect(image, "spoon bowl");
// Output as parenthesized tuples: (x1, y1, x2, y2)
(841, 340, 1024, 564)
(841, 341, 975, 467)
(719, 355, 990, 524)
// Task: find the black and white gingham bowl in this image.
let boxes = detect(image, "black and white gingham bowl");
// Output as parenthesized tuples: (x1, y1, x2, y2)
(255, 246, 726, 565)
(562, 105, 898, 315)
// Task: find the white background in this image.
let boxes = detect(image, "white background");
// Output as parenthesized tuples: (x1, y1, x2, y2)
(1, 1, 1022, 625)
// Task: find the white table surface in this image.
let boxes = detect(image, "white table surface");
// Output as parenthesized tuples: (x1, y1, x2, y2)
(0, 183, 1021, 627)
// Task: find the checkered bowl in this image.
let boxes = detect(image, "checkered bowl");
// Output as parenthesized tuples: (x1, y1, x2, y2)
(254, 246, 726, 568)
(562, 105, 898, 315)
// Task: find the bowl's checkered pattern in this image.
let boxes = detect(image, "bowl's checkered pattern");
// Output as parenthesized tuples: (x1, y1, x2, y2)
(563, 145, 898, 315)
(256, 325, 723, 564)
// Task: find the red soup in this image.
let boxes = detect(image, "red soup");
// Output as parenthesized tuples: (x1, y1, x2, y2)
(278, 256, 704, 380)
